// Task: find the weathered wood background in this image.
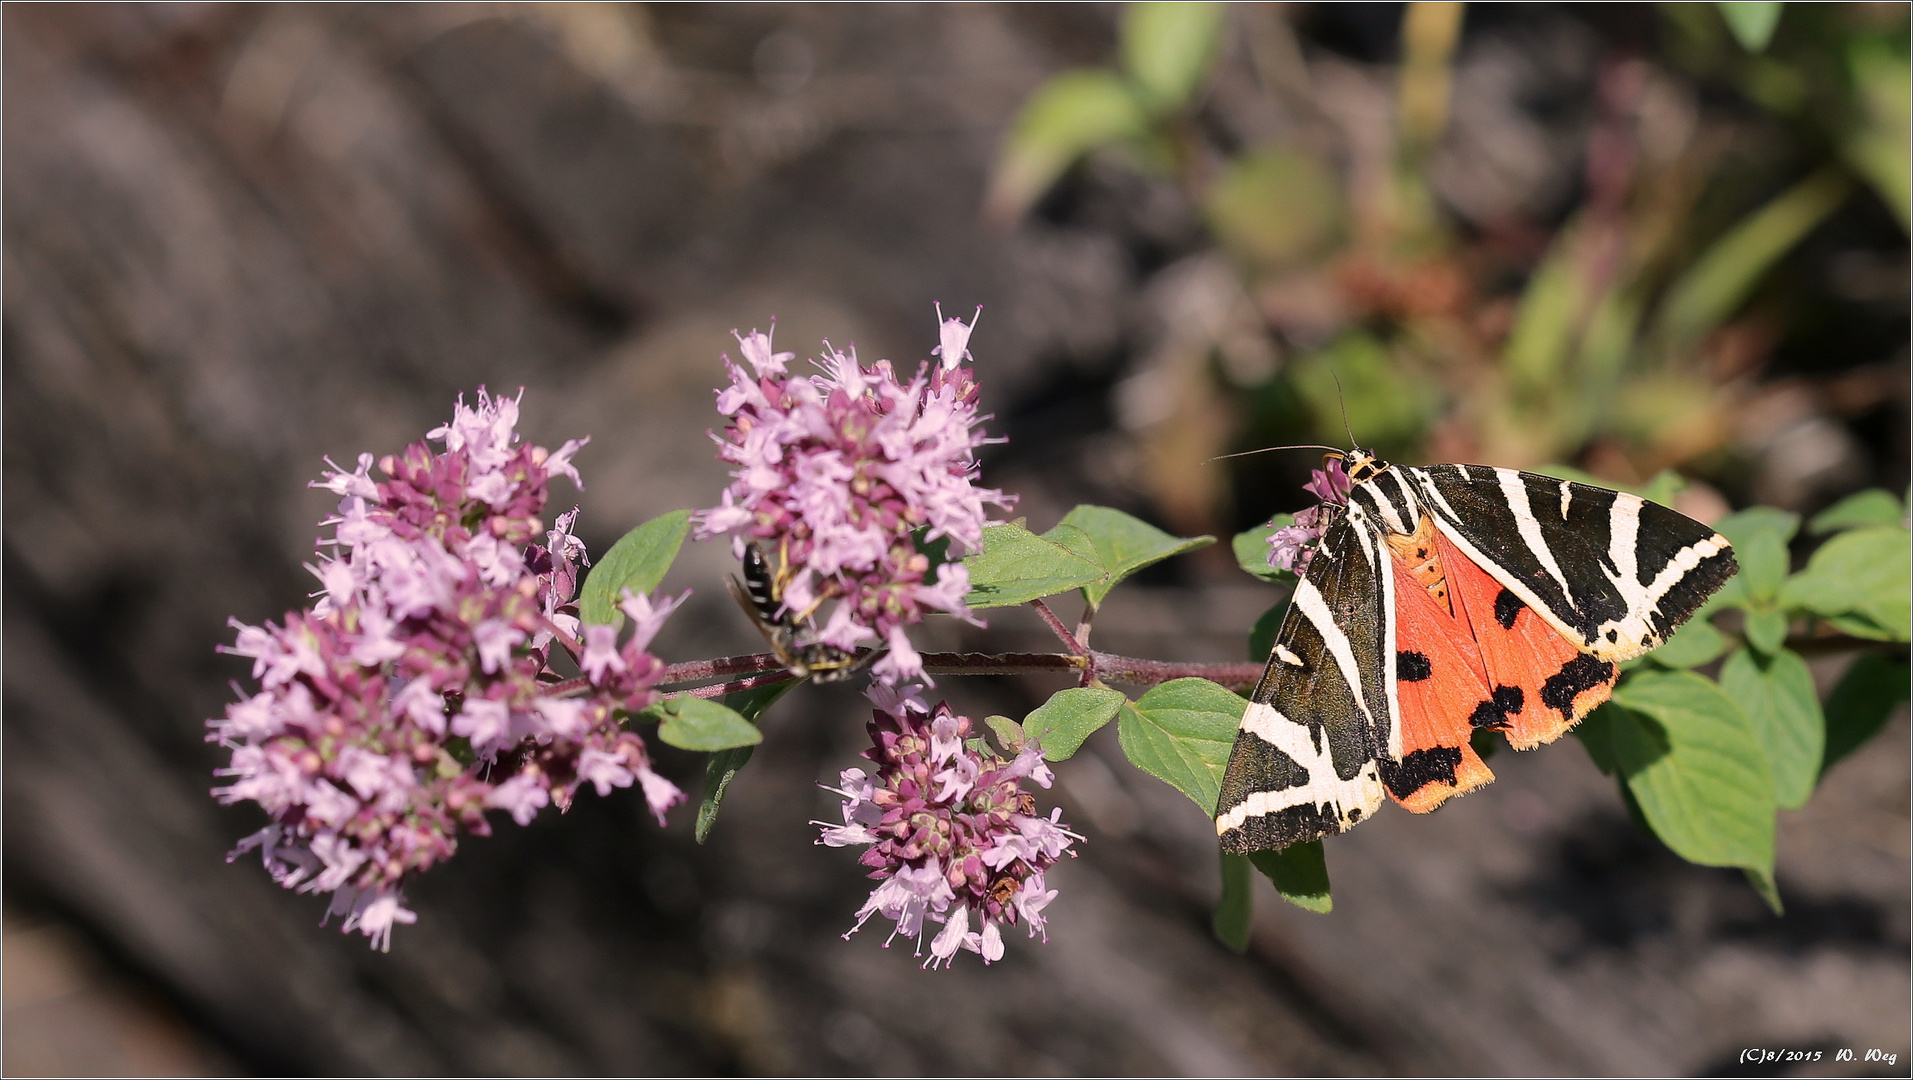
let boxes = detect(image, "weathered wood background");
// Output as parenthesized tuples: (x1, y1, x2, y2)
(5, 5, 1906, 1075)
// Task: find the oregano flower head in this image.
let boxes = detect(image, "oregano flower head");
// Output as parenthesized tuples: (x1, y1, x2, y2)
(692, 309, 1014, 685)
(817, 684, 1078, 968)
(1266, 456, 1352, 577)
(209, 389, 684, 950)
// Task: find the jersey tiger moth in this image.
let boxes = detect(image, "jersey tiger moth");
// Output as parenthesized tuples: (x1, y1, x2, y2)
(1215, 450, 1738, 853)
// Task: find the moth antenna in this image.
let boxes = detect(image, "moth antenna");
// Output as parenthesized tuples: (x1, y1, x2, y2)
(1206, 444, 1348, 463)
(1330, 368, 1357, 449)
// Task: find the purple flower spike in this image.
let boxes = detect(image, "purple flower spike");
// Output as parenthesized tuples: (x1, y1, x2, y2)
(692, 310, 1014, 685)
(210, 389, 685, 950)
(1266, 456, 1352, 577)
(816, 687, 1079, 968)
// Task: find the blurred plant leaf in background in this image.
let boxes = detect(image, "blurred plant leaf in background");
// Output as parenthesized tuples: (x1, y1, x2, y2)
(1716, 2, 1785, 53)
(1206, 148, 1346, 269)
(1842, 34, 1912, 229)
(986, 70, 1153, 224)
(1120, 1, 1226, 114)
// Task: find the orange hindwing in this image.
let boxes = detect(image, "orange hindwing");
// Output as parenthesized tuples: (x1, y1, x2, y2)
(1436, 528, 1618, 751)
(1384, 544, 1494, 813)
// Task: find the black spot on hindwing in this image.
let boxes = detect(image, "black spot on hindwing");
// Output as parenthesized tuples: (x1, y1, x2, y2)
(1381, 746, 1464, 799)
(1541, 655, 1616, 716)
(1493, 588, 1523, 630)
(1397, 651, 1433, 682)
(1468, 685, 1526, 729)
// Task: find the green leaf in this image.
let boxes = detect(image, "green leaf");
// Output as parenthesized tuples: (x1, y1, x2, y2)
(1821, 655, 1909, 776)
(1716, 505, 1802, 547)
(961, 521, 1106, 609)
(1120, 1, 1226, 112)
(1501, 232, 1585, 392)
(644, 697, 763, 752)
(722, 678, 802, 724)
(984, 715, 1026, 755)
(1116, 678, 1245, 813)
(1649, 616, 1728, 669)
(1575, 704, 1620, 776)
(1781, 525, 1912, 640)
(1608, 671, 1775, 875)
(986, 69, 1151, 221)
(1213, 852, 1254, 953)
(1808, 489, 1904, 534)
(1639, 470, 1688, 509)
(1716, 2, 1783, 52)
(1719, 647, 1824, 809)
(1844, 36, 1912, 229)
(1652, 168, 1848, 355)
(1743, 608, 1789, 655)
(1744, 866, 1784, 915)
(696, 746, 753, 843)
(914, 526, 955, 577)
(1248, 601, 1287, 665)
(580, 510, 692, 626)
(1022, 687, 1127, 761)
(1716, 507, 1797, 608)
(1233, 520, 1295, 583)
(1248, 842, 1332, 914)
(1053, 504, 1213, 608)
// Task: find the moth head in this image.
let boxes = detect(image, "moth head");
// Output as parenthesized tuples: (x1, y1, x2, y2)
(1344, 449, 1388, 485)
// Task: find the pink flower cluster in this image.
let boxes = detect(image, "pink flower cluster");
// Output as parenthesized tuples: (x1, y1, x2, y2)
(693, 310, 1014, 685)
(210, 389, 685, 950)
(1266, 456, 1352, 577)
(817, 686, 1077, 968)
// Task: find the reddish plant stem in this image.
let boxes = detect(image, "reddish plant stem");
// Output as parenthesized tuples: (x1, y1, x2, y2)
(660, 652, 786, 685)
(567, 647, 1260, 697)
(1028, 598, 1085, 655)
(671, 670, 799, 699)
(1088, 651, 1262, 691)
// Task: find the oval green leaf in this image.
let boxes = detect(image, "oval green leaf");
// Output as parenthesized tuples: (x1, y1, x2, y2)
(1117, 677, 1245, 813)
(1214, 851, 1255, 953)
(1821, 654, 1910, 776)
(1233, 520, 1295, 584)
(1022, 686, 1127, 761)
(580, 510, 692, 627)
(1743, 608, 1790, 656)
(1719, 646, 1824, 809)
(1249, 842, 1332, 914)
(962, 521, 1106, 609)
(647, 696, 763, 752)
(1648, 616, 1728, 669)
(1120, 1, 1226, 112)
(1608, 670, 1775, 874)
(1808, 488, 1904, 534)
(1052, 505, 1213, 608)
(1782, 525, 1911, 640)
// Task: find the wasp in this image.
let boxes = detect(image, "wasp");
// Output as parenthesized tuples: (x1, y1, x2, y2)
(728, 541, 870, 683)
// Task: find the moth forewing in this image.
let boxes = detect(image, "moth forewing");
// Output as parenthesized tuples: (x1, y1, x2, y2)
(1216, 516, 1389, 854)
(1404, 466, 1737, 664)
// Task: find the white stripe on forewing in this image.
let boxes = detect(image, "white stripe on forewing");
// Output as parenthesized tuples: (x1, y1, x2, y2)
(1367, 509, 1404, 759)
(1559, 479, 1573, 520)
(1497, 468, 1579, 611)
(1607, 493, 1642, 590)
(1408, 467, 1597, 649)
(1215, 702, 1384, 834)
(1291, 574, 1374, 730)
(1361, 472, 1419, 536)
